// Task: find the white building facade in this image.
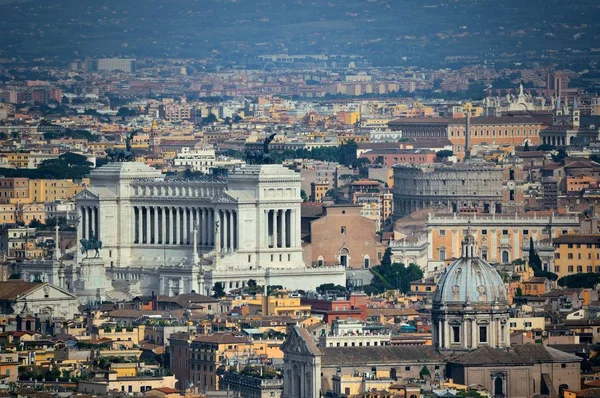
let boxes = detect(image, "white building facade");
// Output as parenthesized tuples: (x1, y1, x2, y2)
(172, 147, 216, 173)
(69, 162, 344, 298)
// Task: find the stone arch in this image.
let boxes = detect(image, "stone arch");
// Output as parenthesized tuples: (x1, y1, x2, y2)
(559, 384, 569, 396)
(339, 247, 350, 267)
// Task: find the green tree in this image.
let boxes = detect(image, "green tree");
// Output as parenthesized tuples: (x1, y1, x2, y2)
(59, 152, 91, 167)
(558, 273, 600, 289)
(339, 140, 358, 167)
(523, 141, 530, 152)
(212, 282, 226, 298)
(419, 365, 431, 380)
(436, 149, 454, 159)
(316, 283, 346, 295)
(515, 287, 523, 296)
(28, 218, 43, 228)
(365, 262, 423, 295)
(551, 148, 567, 163)
(201, 114, 218, 125)
(536, 144, 555, 151)
(45, 217, 57, 228)
(380, 247, 393, 267)
(300, 190, 308, 202)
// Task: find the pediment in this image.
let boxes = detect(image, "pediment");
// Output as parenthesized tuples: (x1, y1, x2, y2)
(74, 189, 100, 201)
(213, 193, 237, 204)
(281, 327, 315, 355)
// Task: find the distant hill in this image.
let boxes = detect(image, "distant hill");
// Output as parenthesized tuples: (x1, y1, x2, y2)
(1, 0, 599, 67)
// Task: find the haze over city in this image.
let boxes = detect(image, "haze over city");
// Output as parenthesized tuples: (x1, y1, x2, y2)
(1, 1, 600, 397)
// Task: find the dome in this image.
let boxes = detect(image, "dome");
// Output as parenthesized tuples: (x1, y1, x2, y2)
(433, 231, 507, 304)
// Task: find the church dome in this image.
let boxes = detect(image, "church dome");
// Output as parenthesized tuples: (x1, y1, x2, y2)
(433, 232, 507, 305)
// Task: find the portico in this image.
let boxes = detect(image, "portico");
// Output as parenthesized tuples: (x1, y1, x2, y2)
(69, 162, 346, 296)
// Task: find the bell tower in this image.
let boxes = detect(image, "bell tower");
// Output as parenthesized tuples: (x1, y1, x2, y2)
(150, 119, 161, 154)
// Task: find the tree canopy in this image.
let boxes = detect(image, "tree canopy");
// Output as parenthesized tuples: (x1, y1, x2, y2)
(316, 283, 347, 295)
(0, 152, 92, 179)
(364, 258, 423, 295)
(436, 149, 454, 159)
(558, 273, 600, 289)
(212, 282, 226, 298)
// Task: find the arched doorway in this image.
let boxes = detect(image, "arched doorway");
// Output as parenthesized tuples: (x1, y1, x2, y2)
(502, 250, 510, 263)
(494, 376, 504, 397)
(559, 384, 569, 396)
(339, 248, 349, 267)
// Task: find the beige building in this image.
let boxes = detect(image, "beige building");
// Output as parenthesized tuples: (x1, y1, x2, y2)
(29, 179, 86, 202)
(78, 370, 176, 395)
(427, 212, 579, 266)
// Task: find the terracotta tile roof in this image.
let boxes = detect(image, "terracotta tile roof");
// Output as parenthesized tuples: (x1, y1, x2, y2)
(553, 234, 600, 245)
(192, 333, 250, 345)
(321, 345, 443, 366)
(156, 293, 218, 309)
(367, 308, 419, 317)
(107, 309, 180, 318)
(0, 281, 43, 300)
(578, 388, 600, 397)
(452, 344, 581, 366)
(148, 387, 181, 394)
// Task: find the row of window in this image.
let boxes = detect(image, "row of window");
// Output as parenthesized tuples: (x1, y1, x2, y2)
(449, 128, 537, 137)
(439, 228, 556, 236)
(557, 265, 600, 273)
(558, 253, 600, 260)
(451, 325, 496, 344)
(566, 243, 600, 249)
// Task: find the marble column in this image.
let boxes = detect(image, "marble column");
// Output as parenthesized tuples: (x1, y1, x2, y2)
(471, 320, 477, 349)
(145, 207, 151, 245)
(160, 207, 166, 244)
(153, 207, 158, 244)
(164, 207, 170, 245)
(282, 209, 288, 248)
(271, 210, 277, 248)
(202, 208, 208, 245)
(222, 210, 229, 252)
(81, 206, 87, 240)
(229, 210, 235, 252)
(171, 207, 177, 245)
(264, 210, 269, 249)
(139, 207, 144, 244)
(207, 209, 213, 246)
(132, 206, 138, 244)
(88, 206, 93, 239)
(182, 207, 188, 245)
(94, 207, 99, 240)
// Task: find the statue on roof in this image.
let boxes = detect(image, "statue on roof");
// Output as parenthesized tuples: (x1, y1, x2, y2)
(245, 133, 278, 165)
(106, 131, 138, 162)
